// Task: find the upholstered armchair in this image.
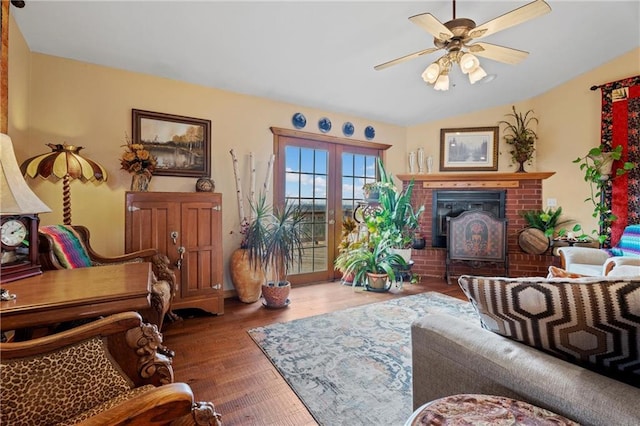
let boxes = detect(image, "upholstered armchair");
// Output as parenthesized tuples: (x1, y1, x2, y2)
(0, 311, 222, 425)
(557, 224, 640, 276)
(38, 224, 177, 330)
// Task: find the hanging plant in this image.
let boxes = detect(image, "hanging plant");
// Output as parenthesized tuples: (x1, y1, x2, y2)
(499, 105, 538, 172)
(572, 144, 635, 244)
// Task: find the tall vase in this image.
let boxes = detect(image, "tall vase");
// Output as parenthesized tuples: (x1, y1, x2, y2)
(229, 248, 263, 303)
(408, 151, 416, 173)
(417, 148, 425, 174)
(131, 173, 151, 191)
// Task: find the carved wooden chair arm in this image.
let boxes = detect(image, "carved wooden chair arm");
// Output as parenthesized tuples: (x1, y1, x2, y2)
(0, 311, 142, 359)
(76, 382, 195, 426)
(76, 383, 223, 426)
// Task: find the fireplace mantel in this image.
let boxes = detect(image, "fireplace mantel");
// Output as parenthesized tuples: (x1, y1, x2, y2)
(397, 172, 555, 181)
(397, 172, 555, 188)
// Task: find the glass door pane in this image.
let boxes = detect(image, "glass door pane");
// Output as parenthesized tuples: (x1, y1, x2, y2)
(284, 145, 329, 276)
(273, 130, 383, 285)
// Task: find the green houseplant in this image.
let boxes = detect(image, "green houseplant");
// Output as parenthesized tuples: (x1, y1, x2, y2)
(573, 144, 635, 244)
(522, 207, 580, 239)
(338, 235, 406, 292)
(366, 159, 424, 252)
(499, 105, 539, 172)
(244, 193, 308, 308)
(334, 217, 362, 285)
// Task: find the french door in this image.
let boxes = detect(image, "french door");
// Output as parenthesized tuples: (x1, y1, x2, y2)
(272, 128, 388, 285)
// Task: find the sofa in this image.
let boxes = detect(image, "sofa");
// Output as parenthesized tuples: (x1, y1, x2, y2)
(412, 275, 640, 426)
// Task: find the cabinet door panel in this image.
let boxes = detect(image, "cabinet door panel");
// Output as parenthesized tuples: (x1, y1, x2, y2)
(125, 199, 179, 261)
(181, 201, 221, 299)
(126, 192, 223, 314)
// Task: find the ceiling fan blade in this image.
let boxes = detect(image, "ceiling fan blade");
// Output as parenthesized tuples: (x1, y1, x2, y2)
(374, 47, 441, 71)
(467, 42, 529, 65)
(409, 13, 454, 41)
(469, 0, 551, 40)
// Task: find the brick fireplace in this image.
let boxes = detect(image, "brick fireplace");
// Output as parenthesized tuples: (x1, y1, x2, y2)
(397, 172, 558, 281)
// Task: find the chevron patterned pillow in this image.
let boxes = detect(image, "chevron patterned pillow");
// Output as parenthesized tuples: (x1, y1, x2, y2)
(458, 275, 640, 386)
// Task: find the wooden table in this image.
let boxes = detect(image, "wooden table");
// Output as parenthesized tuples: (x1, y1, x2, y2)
(0, 262, 152, 332)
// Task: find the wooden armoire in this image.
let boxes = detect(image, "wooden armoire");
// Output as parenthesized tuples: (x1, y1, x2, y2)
(125, 192, 223, 315)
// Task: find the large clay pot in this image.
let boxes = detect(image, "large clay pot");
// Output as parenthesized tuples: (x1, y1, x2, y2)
(229, 248, 263, 303)
(262, 281, 291, 308)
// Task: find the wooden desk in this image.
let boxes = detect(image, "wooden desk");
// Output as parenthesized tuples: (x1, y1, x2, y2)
(0, 262, 152, 332)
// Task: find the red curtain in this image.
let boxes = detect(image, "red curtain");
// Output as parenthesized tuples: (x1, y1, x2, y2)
(598, 75, 640, 246)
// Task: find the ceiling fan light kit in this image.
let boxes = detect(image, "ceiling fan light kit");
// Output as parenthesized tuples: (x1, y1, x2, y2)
(376, 0, 551, 91)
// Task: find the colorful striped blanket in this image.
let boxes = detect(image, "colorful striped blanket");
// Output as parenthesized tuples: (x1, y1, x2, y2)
(39, 225, 93, 268)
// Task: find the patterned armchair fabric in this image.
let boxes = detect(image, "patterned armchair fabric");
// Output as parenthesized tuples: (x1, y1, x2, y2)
(0, 312, 222, 425)
(446, 210, 508, 283)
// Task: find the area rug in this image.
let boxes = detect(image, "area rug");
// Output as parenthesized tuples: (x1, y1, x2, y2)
(248, 292, 478, 426)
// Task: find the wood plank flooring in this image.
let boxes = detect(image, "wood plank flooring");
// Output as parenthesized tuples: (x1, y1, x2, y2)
(162, 278, 466, 426)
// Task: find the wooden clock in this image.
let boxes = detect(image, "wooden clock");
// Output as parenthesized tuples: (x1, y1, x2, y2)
(1, 214, 42, 283)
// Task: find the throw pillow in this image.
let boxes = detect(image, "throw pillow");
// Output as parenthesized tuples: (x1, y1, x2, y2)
(458, 275, 640, 386)
(39, 225, 93, 268)
(546, 266, 587, 279)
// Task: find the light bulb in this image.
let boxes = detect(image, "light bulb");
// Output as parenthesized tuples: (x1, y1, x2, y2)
(421, 63, 440, 84)
(468, 66, 487, 84)
(434, 74, 449, 91)
(459, 53, 480, 74)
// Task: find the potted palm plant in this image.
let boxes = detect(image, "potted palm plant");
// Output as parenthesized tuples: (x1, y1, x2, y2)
(499, 105, 539, 172)
(244, 193, 308, 308)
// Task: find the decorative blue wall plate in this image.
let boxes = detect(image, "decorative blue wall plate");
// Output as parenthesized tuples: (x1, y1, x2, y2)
(292, 112, 307, 129)
(342, 122, 354, 137)
(365, 126, 375, 140)
(318, 117, 332, 133)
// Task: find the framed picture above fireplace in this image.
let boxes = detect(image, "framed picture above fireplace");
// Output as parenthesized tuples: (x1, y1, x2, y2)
(440, 127, 498, 172)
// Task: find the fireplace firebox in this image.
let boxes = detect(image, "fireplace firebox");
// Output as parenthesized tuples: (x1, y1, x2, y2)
(432, 190, 506, 248)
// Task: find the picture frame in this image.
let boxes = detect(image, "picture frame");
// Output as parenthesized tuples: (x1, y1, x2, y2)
(440, 126, 499, 172)
(132, 109, 211, 177)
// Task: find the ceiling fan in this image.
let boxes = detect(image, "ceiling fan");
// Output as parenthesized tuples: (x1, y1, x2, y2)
(375, 0, 551, 90)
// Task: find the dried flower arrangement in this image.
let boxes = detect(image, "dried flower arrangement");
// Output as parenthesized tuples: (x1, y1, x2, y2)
(120, 136, 157, 177)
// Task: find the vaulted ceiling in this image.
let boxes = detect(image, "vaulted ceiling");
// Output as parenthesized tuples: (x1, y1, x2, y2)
(11, 1, 640, 126)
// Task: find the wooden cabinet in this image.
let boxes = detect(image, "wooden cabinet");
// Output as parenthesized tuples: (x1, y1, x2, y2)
(125, 192, 223, 315)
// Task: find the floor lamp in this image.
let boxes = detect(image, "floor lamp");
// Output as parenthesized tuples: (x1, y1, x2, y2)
(20, 143, 108, 225)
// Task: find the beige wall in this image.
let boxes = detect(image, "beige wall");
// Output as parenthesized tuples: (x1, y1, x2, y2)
(7, 16, 405, 290)
(407, 47, 640, 235)
(8, 13, 639, 288)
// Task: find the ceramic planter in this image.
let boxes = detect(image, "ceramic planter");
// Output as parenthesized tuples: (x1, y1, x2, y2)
(262, 281, 291, 308)
(366, 272, 390, 292)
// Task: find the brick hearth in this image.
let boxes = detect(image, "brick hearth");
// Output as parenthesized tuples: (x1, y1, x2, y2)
(397, 172, 559, 282)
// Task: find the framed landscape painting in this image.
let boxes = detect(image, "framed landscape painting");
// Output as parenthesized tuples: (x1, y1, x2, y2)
(132, 109, 211, 177)
(440, 127, 499, 172)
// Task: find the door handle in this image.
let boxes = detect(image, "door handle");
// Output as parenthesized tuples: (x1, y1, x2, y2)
(176, 246, 185, 269)
(170, 231, 179, 245)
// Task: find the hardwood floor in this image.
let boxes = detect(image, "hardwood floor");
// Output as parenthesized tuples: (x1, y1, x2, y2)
(162, 278, 466, 426)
